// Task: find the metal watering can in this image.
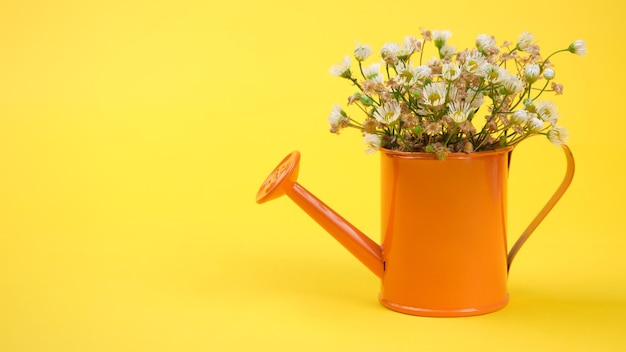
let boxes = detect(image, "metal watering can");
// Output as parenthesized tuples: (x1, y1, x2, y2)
(256, 146, 574, 316)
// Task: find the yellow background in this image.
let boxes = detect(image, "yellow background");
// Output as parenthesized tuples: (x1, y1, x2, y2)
(1, 0, 625, 351)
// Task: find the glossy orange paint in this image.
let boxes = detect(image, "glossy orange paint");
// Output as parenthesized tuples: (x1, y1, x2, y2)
(256, 146, 575, 317)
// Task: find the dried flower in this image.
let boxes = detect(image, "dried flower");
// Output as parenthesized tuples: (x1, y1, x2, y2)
(551, 82, 564, 95)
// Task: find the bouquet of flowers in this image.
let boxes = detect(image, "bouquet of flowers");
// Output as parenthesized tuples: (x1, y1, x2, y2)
(328, 29, 586, 158)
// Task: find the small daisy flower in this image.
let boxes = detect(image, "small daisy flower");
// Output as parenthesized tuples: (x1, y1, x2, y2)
(405, 36, 423, 53)
(442, 62, 461, 81)
(502, 76, 524, 95)
(363, 133, 382, 154)
(381, 42, 400, 64)
(329, 56, 352, 78)
(448, 101, 472, 123)
(363, 63, 382, 82)
(422, 82, 448, 106)
(516, 31, 535, 52)
(486, 65, 509, 83)
(395, 62, 415, 86)
(440, 44, 456, 58)
(535, 100, 560, 124)
(373, 101, 402, 124)
(463, 50, 488, 76)
(524, 64, 541, 83)
(397, 36, 417, 59)
(568, 40, 587, 56)
(433, 29, 452, 48)
(328, 104, 348, 133)
(466, 90, 484, 109)
(476, 34, 497, 53)
(414, 65, 432, 80)
(547, 126, 569, 146)
(354, 42, 372, 61)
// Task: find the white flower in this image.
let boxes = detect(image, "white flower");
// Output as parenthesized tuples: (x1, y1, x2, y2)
(547, 126, 569, 146)
(374, 101, 402, 124)
(440, 45, 456, 58)
(329, 56, 351, 78)
(528, 117, 544, 132)
(395, 62, 415, 86)
(422, 82, 448, 106)
(433, 29, 452, 48)
(381, 42, 400, 63)
(328, 104, 347, 132)
(363, 63, 382, 82)
(466, 90, 484, 109)
(476, 34, 496, 53)
(397, 36, 417, 59)
(414, 65, 432, 80)
(535, 100, 559, 124)
(543, 68, 555, 80)
(404, 36, 423, 53)
(354, 42, 372, 61)
(448, 101, 472, 123)
(463, 50, 488, 76)
(516, 31, 535, 52)
(568, 39, 587, 56)
(363, 133, 382, 154)
(524, 64, 541, 83)
(511, 109, 531, 125)
(486, 64, 509, 83)
(502, 76, 524, 95)
(442, 62, 461, 81)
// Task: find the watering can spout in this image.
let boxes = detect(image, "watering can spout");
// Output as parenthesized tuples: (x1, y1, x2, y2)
(256, 151, 384, 278)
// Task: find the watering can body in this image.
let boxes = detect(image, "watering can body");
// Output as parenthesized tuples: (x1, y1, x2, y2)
(378, 148, 510, 316)
(256, 146, 574, 317)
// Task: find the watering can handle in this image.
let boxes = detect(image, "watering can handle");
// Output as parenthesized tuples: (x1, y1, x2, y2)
(507, 145, 575, 271)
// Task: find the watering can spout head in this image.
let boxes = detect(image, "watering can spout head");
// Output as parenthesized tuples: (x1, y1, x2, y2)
(256, 151, 384, 278)
(256, 151, 301, 204)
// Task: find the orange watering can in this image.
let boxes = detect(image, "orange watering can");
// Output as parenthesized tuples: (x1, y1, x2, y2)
(256, 146, 574, 316)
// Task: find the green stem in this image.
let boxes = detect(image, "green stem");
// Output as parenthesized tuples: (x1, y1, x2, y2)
(532, 80, 550, 101)
(540, 48, 569, 70)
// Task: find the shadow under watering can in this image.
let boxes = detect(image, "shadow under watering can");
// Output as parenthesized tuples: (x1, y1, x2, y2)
(256, 146, 574, 317)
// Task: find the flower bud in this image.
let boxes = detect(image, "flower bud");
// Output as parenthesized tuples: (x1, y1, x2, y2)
(524, 64, 540, 83)
(354, 43, 372, 61)
(568, 40, 587, 56)
(433, 29, 452, 49)
(543, 68, 555, 80)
